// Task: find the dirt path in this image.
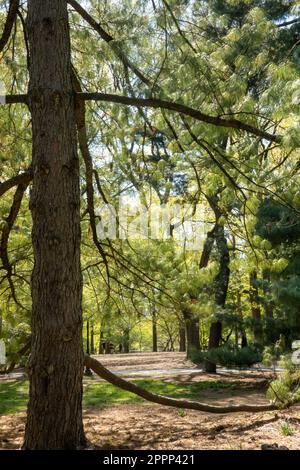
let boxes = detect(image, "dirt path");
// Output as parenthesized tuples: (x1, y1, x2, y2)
(90, 352, 278, 379)
(1, 351, 278, 382)
(1, 400, 300, 450)
(1, 352, 298, 450)
(92, 352, 193, 371)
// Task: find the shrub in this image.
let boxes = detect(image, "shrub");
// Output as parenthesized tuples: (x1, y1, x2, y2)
(267, 367, 300, 406)
(190, 346, 261, 368)
(280, 421, 293, 436)
(206, 346, 261, 367)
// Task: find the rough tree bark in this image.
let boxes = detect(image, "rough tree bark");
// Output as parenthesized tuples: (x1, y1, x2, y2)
(23, 0, 85, 449)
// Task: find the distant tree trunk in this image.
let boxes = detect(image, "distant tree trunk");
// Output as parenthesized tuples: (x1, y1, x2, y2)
(262, 269, 277, 344)
(86, 321, 90, 355)
(179, 323, 186, 352)
(152, 311, 158, 352)
(99, 331, 104, 354)
(204, 223, 230, 373)
(123, 328, 130, 353)
(249, 270, 263, 345)
(199, 214, 222, 369)
(183, 310, 200, 360)
(236, 291, 248, 348)
(84, 321, 93, 376)
(263, 270, 274, 319)
(241, 331, 248, 348)
(105, 340, 111, 354)
(204, 321, 222, 372)
(24, 0, 85, 449)
(90, 323, 95, 354)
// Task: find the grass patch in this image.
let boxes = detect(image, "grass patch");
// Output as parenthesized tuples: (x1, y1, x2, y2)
(82, 378, 236, 408)
(0, 380, 29, 415)
(0, 378, 238, 415)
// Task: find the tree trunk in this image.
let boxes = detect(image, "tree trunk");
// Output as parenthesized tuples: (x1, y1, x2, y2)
(99, 330, 104, 354)
(204, 223, 230, 373)
(179, 323, 186, 352)
(24, 0, 85, 449)
(241, 330, 248, 348)
(90, 323, 95, 354)
(84, 321, 92, 376)
(249, 270, 263, 345)
(183, 310, 200, 360)
(86, 321, 90, 355)
(152, 311, 158, 352)
(262, 269, 277, 344)
(204, 321, 222, 372)
(123, 328, 130, 354)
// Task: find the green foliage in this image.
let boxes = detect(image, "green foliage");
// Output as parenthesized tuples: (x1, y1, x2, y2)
(280, 420, 294, 436)
(1, 0, 300, 367)
(191, 346, 261, 368)
(0, 377, 240, 416)
(267, 368, 300, 406)
(0, 380, 29, 415)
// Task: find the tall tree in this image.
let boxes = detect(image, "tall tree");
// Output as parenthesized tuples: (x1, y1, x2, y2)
(23, 0, 85, 449)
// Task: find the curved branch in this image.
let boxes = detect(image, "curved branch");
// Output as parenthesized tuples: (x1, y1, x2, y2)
(85, 355, 279, 414)
(3, 90, 284, 144)
(78, 92, 282, 143)
(0, 0, 20, 54)
(68, 0, 113, 42)
(0, 169, 32, 197)
(277, 17, 300, 28)
(71, 70, 111, 281)
(0, 182, 29, 308)
(68, 0, 152, 86)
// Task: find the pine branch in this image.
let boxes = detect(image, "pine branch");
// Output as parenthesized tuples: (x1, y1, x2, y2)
(78, 92, 281, 143)
(0, 0, 20, 54)
(0, 169, 32, 197)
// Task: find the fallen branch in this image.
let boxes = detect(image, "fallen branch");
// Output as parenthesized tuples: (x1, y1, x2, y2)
(84, 355, 279, 414)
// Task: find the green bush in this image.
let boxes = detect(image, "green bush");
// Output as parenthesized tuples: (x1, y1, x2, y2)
(190, 346, 261, 368)
(267, 369, 300, 406)
(207, 346, 261, 367)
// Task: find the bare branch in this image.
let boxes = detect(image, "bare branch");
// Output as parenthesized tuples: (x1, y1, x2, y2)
(78, 92, 281, 143)
(277, 17, 300, 27)
(67, 0, 152, 86)
(0, 0, 20, 54)
(0, 169, 32, 197)
(0, 182, 29, 309)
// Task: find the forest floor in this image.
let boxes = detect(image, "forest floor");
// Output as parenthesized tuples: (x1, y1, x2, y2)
(1, 352, 300, 450)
